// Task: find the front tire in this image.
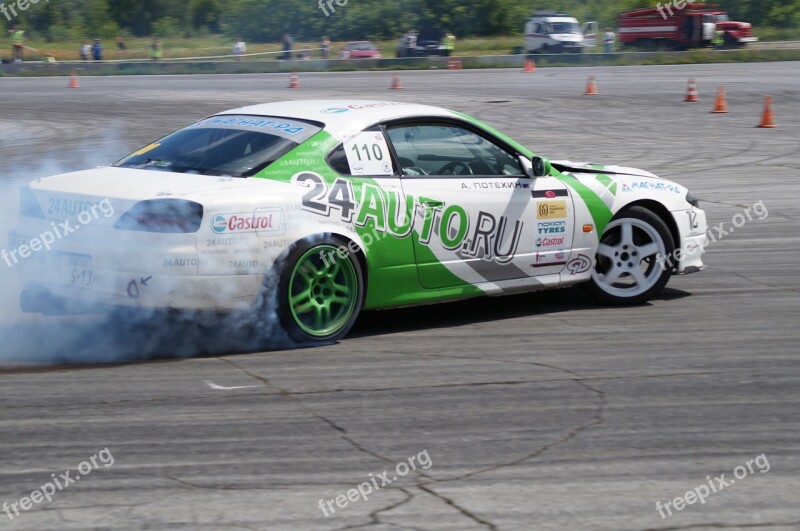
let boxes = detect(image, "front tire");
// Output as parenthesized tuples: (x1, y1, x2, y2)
(277, 237, 364, 343)
(585, 207, 675, 305)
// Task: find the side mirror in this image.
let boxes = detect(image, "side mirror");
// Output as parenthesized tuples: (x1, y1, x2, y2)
(531, 156, 548, 177)
(521, 155, 549, 177)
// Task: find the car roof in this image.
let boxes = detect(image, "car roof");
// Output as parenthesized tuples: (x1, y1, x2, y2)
(216, 100, 459, 139)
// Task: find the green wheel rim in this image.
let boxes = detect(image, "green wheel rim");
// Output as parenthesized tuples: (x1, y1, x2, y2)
(288, 245, 359, 338)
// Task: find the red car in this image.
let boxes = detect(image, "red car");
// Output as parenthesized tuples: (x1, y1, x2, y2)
(342, 41, 382, 59)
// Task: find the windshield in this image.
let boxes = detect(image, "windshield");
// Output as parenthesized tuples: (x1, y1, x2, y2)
(348, 42, 376, 51)
(715, 14, 730, 22)
(114, 115, 321, 177)
(548, 22, 579, 34)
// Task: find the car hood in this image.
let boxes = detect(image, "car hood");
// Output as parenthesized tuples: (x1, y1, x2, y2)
(551, 160, 659, 179)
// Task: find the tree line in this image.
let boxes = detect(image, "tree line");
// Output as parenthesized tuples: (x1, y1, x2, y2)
(7, 0, 799, 42)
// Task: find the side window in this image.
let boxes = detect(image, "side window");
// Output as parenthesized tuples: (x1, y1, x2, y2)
(327, 127, 395, 176)
(386, 123, 524, 177)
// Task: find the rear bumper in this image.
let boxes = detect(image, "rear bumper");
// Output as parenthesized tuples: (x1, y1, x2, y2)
(9, 221, 265, 313)
(19, 273, 263, 314)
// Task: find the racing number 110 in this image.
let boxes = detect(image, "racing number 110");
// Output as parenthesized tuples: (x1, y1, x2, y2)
(350, 142, 384, 162)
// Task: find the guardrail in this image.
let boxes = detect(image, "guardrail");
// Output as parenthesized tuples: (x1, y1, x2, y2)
(2, 47, 800, 77)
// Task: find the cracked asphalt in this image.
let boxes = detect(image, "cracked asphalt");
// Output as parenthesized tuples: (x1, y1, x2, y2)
(0, 63, 799, 530)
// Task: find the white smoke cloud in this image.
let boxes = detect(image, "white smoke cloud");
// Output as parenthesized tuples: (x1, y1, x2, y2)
(0, 130, 293, 365)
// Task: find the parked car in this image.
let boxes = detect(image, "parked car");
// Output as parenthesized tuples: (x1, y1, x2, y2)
(524, 12, 597, 53)
(342, 41, 382, 59)
(396, 28, 447, 57)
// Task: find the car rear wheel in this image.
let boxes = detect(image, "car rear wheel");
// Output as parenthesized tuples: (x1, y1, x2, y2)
(585, 207, 675, 305)
(277, 238, 364, 343)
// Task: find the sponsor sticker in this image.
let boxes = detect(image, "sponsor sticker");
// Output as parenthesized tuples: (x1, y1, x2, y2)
(210, 208, 284, 236)
(537, 200, 567, 219)
(535, 235, 565, 248)
(536, 220, 566, 235)
(566, 254, 592, 274)
(532, 250, 568, 267)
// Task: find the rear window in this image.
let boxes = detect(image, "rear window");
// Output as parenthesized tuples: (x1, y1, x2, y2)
(114, 115, 321, 177)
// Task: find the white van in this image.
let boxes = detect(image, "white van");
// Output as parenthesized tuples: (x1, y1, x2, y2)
(524, 12, 597, 53)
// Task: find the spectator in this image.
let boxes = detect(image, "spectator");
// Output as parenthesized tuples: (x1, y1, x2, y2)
(407, 30, 417, 57)
(92, 38, 104, 61)
(713, 29, 725, 49)
(150, 39, 163, 61)
(603, 27, 615, 53)
(444, 31, 455, 56)
(233, 37, 246, 61)
(282, 33, 293, 60)
(320, 35, 331, 59)
(116, 36, 126, 50)
(9, 24, 24, 63)
(80, 41, 92, 61)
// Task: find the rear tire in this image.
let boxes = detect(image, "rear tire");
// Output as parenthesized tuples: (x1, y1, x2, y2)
(584, 207, 675, 305)
(276, 237, 364, 343)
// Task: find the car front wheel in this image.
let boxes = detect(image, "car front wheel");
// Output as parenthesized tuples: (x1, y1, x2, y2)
(277, 237, 364, 343)
(585, 206, 675, 305)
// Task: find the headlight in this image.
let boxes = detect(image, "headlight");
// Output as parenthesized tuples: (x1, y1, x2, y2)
(686, 191, 700, 208)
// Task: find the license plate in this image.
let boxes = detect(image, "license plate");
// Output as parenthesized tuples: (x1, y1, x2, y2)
(59, 253, 93, 288)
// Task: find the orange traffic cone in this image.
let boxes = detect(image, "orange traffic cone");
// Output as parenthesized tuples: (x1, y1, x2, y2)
(684, 78, 699, 102)
(390, 72, 402, 89)
(288, 72, 300, 89)
(711, 85, 728, 113)
(523, 58, 536, 73)
(448, 58, 462, 70)
(69, 70, 79, 89)
(757, 95, 776, 128)
(585, 75, 598, 96)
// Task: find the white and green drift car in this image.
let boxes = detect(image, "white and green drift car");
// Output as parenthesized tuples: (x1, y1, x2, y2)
(11, 100, 707, 343)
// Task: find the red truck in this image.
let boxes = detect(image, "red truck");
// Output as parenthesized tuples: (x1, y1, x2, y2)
(618, 3, 757, 50)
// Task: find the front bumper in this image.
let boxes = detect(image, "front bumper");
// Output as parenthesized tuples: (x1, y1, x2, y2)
(672, 206, 708, 274)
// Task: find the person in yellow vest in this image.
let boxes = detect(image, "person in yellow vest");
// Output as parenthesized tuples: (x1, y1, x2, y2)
(713, 29, 725, 50)
(444, 31, 455, 57)
(150, 38, 163, 61)
(9, 24, 24, 62)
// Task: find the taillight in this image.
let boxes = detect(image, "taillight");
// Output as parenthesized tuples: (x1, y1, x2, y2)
(115, 199, 203, 233)
(19, 187, 45, 219)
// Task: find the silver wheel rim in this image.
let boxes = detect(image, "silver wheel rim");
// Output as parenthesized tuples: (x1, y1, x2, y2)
(592, 218, 667, 298)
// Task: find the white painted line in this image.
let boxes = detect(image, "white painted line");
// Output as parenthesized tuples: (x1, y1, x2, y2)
(204, 380, 262, 391)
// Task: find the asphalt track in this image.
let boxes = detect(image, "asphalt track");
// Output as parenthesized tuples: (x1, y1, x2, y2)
(0, 63, 798, 530)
